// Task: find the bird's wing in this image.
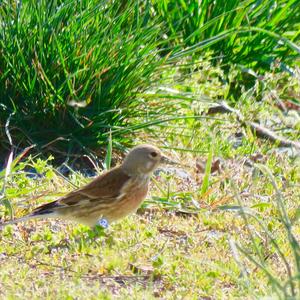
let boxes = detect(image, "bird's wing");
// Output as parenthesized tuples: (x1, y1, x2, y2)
(0, 167, 131, 226)
(30, 167, 131, 216)
(61, 166, 131, 205)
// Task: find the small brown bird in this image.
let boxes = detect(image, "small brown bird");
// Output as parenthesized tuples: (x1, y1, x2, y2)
(1, 144, 177, 228)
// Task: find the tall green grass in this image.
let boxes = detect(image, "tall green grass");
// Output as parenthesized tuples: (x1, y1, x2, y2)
(153, 0, 300, 71)
(0, 0, 299, 159)
(0, 0, 168, 155)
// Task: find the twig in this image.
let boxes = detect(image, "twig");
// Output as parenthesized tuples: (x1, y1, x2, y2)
(41, 137, 70, 149)
(206, 101, 300, 150)
(0, 114, 15, 199)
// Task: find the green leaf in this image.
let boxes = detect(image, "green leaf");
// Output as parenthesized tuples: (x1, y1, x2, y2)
(200, 143, 214, 196)
(1, 198, 13, 219)
(251, 203, 271, 210)
(104, 130, 112, 170)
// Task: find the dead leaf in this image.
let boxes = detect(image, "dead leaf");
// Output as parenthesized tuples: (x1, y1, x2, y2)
(128, 263, 154, 275)
(196, 157, 222, 174)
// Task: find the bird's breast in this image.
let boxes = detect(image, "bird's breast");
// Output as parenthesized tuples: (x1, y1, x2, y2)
(107, 175, 150, 221)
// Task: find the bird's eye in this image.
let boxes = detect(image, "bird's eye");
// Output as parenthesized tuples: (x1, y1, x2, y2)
(150, 151, 158, 158)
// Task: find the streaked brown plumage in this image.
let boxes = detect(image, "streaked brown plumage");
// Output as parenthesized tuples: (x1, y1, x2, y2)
(1, 144, 177, 228)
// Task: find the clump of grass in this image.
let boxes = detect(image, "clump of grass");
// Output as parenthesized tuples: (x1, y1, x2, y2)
(153, 0, 300, 103)
(153, 0, 300, 70)
(230, 164, 300, 299)
(0, 0, 168, 156)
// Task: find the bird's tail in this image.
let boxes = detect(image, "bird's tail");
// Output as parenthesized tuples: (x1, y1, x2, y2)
(0, 199, 63, 229)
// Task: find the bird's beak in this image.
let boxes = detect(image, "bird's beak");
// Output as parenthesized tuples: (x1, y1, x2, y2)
(160, 155, 180, 166)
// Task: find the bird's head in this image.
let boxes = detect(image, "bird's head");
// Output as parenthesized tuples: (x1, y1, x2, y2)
(122, 144, 178, 176)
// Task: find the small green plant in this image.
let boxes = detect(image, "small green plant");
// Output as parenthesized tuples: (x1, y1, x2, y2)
(230, 165, 300, 299)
